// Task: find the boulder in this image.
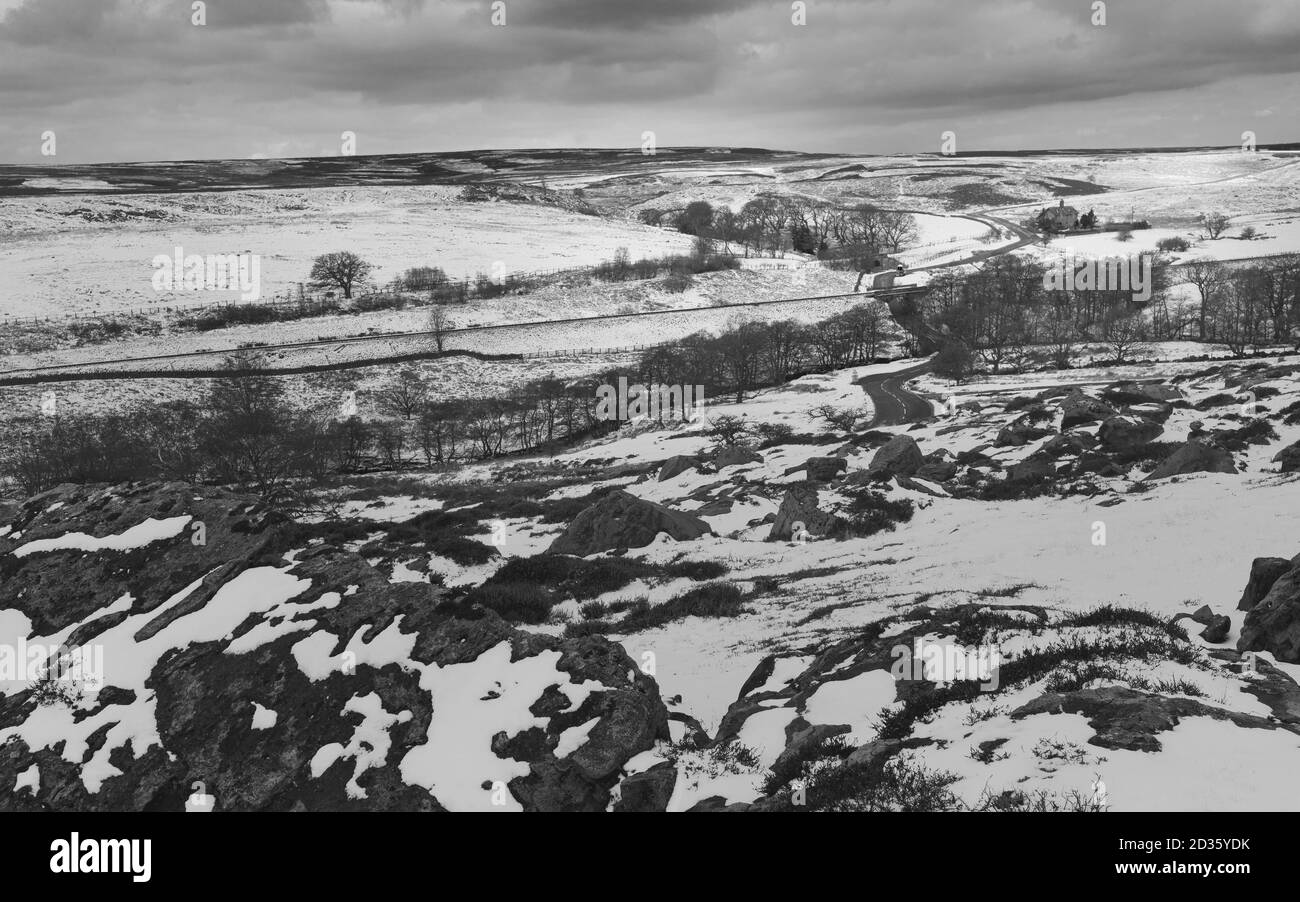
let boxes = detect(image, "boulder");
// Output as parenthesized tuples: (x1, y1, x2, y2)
(657, 455, 700, 482)
(867, 436, 923, 478)
(613, 761, 677, 812)
(1123, 402, 1174, 424)
(916, 450, 958, 482)
(955, 445, 1000, 468)
(895, 475, 950, 498)
(803, 456, 849, 483)
(995, 414, 1055, 448)
(1239, 562, 1300, 663)
(1200, 615, 1231, 644)
(1143, 441, 1235, 481)
(1073, 452, 1127, 478)
(1008, 453, 1055, 483)
(1239, 557, 1294, 612)
(1103, 380, 1183, 405)
(1060, 390, 1116, 429)
(768, 486, 840, 541)
(548, 490, 711, 555)
(1273, 440, 1300, 473)
(1042, 432, 1093, 457)
(713, 445, 764, 471)
(1098, 415, 1163, 452)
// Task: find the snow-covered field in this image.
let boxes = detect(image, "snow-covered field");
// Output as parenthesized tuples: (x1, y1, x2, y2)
(0, 185, 696, 319)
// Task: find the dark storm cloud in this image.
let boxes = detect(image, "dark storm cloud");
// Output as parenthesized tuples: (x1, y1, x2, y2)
(0, 0, 1296, 162)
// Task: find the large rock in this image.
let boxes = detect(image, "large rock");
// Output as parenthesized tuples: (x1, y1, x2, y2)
(548, 490, 711, 555)
(1060, 390, 1116, 429)
(867, 435, 923, 478)
(1200, 615, 1231, 644)
(1273, 440, 1300, 473)
(1239, 557, 1295, 612)
(713, 445, 764, 471)
(1239, 561, 1300, 662)
(916, 450, 958, 482)
(995, 414, 1055, 448)
(657, 455, 699, 482)
(1007, 453, 1055, 483)
(1042, 432, 1094, 457)
(1144, 440, 1235, 480)
(768, 486, 840, 541)
(1103, 380, 1183, 405)
(613, 761, 677, 812)
(1098, 415, 1163, 452)
(803, 456, 849, 483)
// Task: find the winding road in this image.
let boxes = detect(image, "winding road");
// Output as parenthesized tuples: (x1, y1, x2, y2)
(856, 361, 935, 427)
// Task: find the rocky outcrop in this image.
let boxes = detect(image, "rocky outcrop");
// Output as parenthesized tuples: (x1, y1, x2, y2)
(1103, 381, 1183, 405)
(658, 455, 700, 482)
(1060, 390, 1116, 429)
(713, 445, 764, 470)
(995, 413, 1055, 448)
(548, 490, 711, 555)
(1200, 614, 1231, 643)
(1143, 440, 1235, 480)
(1010, 687, 1280, 753)
(1273, 440, 1300, 474)
(1042, 432, 1095, 457)
(1098, 415, 1163, 452)
(1239, 558, 1300, 663)
(767, 486, 840, 541)
(867, 435, 923, 478)
(916, 450, 958, 482)
(0, 483, 670, 812)
(613, 761, 677, 812)
(802, 456, 849, 483)
(1008, 453, 1055, 483)
(1239, 557, 1295, 612)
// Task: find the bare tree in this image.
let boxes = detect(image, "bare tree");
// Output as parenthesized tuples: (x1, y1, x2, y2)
(1199, 212, 1230, 240)
(428, 302, 452, 352)
(1101, 307, 1149, 364)
(375, 369, 428, 420)
(309, 251, 374, 299)
(811, 404, 866, 433)
(1181, 258, 1226, 340)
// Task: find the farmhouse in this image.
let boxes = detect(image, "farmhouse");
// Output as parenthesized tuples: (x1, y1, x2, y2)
(1037, 199, 1079, 232)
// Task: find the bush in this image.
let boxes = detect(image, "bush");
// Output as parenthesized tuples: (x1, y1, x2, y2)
(428, 534, 498, 566)
(618, 582, 746, 632)
(661, 272, 693, 293)
(830, 490, 914, 539)
(753, 422, 795, 446)
(800, 754, 964, 812)
(465, 582, 555, 624)
(1156, 237, 1191, 253)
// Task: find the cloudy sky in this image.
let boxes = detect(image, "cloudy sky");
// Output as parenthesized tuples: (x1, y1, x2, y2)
(1, 0, 1297, 164)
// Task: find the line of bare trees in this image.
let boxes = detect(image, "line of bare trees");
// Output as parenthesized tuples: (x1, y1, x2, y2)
(1, 301, 894, 497)
(926, 253, 1300, 381)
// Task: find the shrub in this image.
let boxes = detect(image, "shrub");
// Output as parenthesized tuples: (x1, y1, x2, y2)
(617, 582, 746, 632)
(428, 534, 498, 566)
(665, 560, 729, 581)
(830, 490, 914, 539)
(800, 754, 964, 812)
(465, 582, 555, 624)
(661, 272, 693, 293)
(753, 422, 795, 445)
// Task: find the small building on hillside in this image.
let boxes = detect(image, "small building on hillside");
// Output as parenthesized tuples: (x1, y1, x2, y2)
(1038, 199, 1080, 232)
